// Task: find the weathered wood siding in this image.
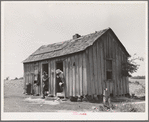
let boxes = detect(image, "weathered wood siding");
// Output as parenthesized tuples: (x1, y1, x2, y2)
(50, 53, 88, 97)
(84, 32, 129, 96)
(99, 32, 129, 96)
(23, 31, 129, 97)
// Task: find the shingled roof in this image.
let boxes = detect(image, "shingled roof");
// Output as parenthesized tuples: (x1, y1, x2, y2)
(23, 28, 130, 63)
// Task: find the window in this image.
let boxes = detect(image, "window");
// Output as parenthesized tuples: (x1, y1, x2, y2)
(106, 60, 112, 80)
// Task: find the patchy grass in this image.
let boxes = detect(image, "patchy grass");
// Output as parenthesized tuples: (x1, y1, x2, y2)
(115, 103, 145, 112)
(4, 79, 145, 112)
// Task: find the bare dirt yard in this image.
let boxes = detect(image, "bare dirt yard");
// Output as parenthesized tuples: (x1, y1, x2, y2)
(4, 78, 145, 112)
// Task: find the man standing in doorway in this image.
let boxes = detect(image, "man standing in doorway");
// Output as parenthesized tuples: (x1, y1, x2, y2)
(56, 69, 66, 100)
(42, 71, 49, 99)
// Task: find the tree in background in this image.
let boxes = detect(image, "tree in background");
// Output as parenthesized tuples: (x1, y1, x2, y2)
(122, 53, 144, 77)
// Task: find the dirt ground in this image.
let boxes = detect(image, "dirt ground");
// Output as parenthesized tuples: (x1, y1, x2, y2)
(4, 79, 145, 112)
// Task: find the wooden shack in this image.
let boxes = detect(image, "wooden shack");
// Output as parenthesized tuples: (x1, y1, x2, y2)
(23, 27, 130, 98)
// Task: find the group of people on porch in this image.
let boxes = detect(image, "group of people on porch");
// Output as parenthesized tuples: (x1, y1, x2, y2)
(24, 68, 112, 109)
(41, 69, 66, 99)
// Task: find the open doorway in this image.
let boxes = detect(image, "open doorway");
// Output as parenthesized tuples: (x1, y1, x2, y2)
(56, 61, 63, 93)
(42, 63, 48, 74)
(42, 63, 49, 90)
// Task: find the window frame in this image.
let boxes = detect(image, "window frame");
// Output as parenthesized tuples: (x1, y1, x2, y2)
(106, 59, 113, 80)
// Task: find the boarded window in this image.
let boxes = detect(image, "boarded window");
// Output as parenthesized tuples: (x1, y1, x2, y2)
(106, 60, 112, 80)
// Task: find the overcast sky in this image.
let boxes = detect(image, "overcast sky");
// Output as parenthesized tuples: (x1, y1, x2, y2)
(2, 1, 147, 79)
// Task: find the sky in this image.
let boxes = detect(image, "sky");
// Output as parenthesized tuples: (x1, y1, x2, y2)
(2, 1, 147, 79)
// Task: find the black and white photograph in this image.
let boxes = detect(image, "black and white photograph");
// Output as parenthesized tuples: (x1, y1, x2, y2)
(1, 1, 148, 120)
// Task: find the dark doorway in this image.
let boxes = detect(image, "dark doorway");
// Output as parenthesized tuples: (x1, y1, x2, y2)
(42, 63, 48, 74)
(56, 61, 63, 93)
(56, 61, 63, 71)
(42, 63, 49, 90)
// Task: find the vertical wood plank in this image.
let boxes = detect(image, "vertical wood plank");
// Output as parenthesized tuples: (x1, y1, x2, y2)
(123, 54, 126, 95)
(112, 39, 116, 96)
(113, 40, 117, 96)
(119, 48, 122, 96)
(125, 55, 128, 94)
(89, 47, 95, 95)
(79, 53, 83, 96)
(117, 48, 120, 96)
(54, 58, 57, 96)
(24, 64, 26, 85)
(32, 63, 35, 94)
(29, 64, 32, 94)
(48, 60, 51, 94)
(120, 50, 123, 95)
(53, 60, 56, 96)
(85, 49, 91, 95)
(27, 64, 29, 88)
(72, 56, 76, 96)
(50, 60, 54, 96)
(93, 43, 98, 95)
(69, 56, 73, 96)
(65, 58, 69, 97)
(114, 39, 117, 96)
(118, 47, 121, 96)
(106, 35, 109, 58)
(28, 64, 30, 84)
(109, 35, 112, 58)
(67, 57, 70, 97)
(41, 62, 44, 96)
(83, 52, 87, 95)
(103, 36, 107, 59)
(63, 58, 66, 97)
(123, 55, 126, 94)
(97, 40, 102, 95)
(101, 39, 106, 93)
(27, 64, 29, 84)
(75, 55, 79, 96)
(30, 63, 33, 94)
(122, 53, 125, 96)
(36, 62, 39, 95)
(115, 43, 119, 96)
(23, 64, 26, 91)
(126, 57, 129, 94)
(126, 77, 129, 94)
(117, 46, 120, 96)
(39, 62, 41, 95)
